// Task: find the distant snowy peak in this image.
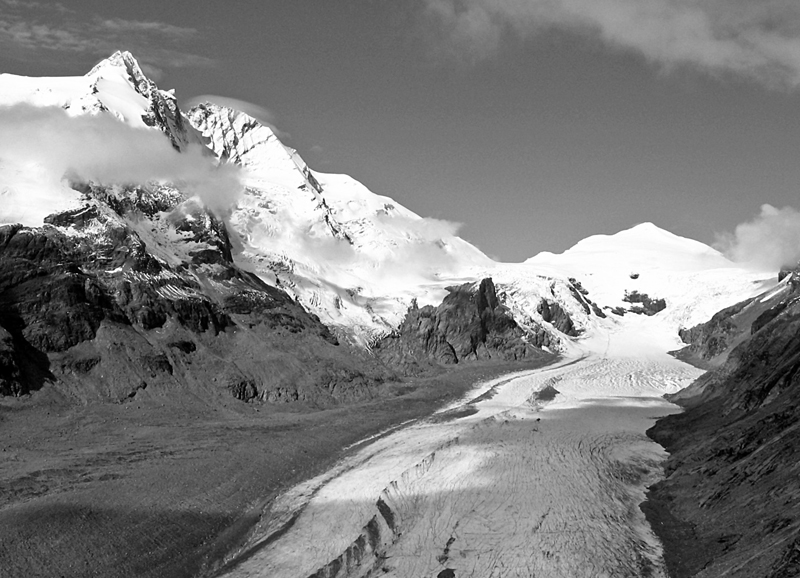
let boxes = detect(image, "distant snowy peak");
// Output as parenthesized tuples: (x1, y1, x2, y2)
(523, 221, 772, 332)
(0, 50, 200, 151)
(528, 222, 732, 273)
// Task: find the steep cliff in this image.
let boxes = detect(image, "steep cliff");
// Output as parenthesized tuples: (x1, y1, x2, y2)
(373, 278, 547, 374)
(646, 268, 800, 577)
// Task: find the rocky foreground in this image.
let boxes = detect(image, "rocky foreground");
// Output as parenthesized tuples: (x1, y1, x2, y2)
(646, 268, 800, 578)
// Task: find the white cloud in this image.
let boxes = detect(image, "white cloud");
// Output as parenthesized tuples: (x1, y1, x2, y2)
(420, 0, 800, 86)
(715, 204, 800, 270)
(0, 104, 243, 216)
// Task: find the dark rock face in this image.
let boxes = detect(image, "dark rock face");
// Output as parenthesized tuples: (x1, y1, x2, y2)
(676, 299, 752, 366)
(0, 325, 22, 396)
(537, 299, 578, 337)
(374, 278, 544, 373)
(567, 278, 606, 319)
(0, 182, 390, 405)
(646, 275, 800, 577)
(622, 290, 666, 316)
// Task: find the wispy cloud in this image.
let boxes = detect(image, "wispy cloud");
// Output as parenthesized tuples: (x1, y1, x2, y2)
(715, 204, 800, 270)
(419, 0, 800, 87)
(0, 1, 215, 73)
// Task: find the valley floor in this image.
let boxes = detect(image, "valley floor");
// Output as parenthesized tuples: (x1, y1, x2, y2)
(219, 321, 704, 578)
(0, 358, 553, 578)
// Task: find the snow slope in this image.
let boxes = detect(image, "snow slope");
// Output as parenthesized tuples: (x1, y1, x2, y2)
(0, 51, 776, 353)
(525, 222, 770, 329)
(187, 102, 494, 342)
(0, 50, 200, 147)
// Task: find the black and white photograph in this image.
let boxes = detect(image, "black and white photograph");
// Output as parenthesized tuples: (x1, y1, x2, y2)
(1, 2, 799, 577)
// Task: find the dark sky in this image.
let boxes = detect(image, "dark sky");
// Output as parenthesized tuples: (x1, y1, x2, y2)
(2, 0, 800, 261)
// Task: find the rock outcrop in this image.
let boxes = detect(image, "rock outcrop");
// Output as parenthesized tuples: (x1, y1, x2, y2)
(645, 268, 800, 577)
(373, 278, 544, 374)
(622, 290, 666, 316)
(537, 299, 578, 337)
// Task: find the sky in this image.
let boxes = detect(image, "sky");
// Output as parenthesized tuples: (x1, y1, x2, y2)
(1, 0, 800, 263)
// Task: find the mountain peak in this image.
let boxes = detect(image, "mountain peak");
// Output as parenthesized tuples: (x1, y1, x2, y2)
(88, 51, 147, 83)
(570, 222, 719, 256)
(87, 50, 155, 102)
(526, 221, 731, 278)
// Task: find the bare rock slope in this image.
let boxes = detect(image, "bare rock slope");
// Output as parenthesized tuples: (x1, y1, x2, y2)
(646, 268, 800, 577)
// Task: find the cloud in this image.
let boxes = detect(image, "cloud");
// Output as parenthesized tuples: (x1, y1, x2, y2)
(375, 212, 463, 240)
(0, 104, 243, 216)
(419, 0, 800, 86)
(292, 209, 487, 289)
(0, 0, 71, 13)
(715, 204, 800, 270)
(184, 95, 291, 140)
(0, 3, 215, 72)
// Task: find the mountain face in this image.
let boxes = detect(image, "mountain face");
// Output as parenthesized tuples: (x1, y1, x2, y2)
(0, 52, 389, 404)
(0, 51, 774, 404)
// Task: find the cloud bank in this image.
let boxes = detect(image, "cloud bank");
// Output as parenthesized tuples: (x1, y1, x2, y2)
(421, 0, 800, 86)
(716, 204, 800, 271)
(0, 104, 243, 215)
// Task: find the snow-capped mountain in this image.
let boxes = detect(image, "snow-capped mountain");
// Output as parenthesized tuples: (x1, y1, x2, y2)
(0, 50, 199, 149)
(0, 51, 776, 385)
